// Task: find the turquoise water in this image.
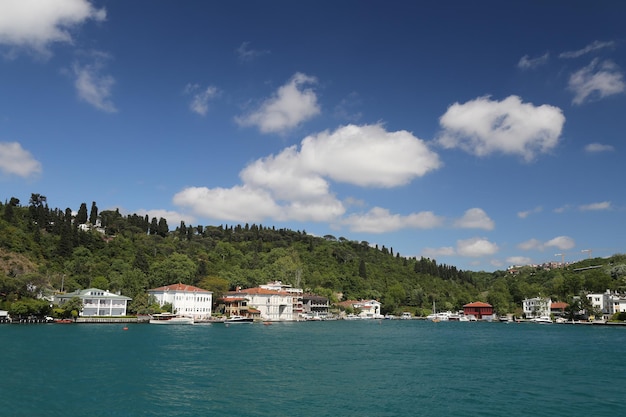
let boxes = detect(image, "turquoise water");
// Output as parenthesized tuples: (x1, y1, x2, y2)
(1, 321, 624, 416)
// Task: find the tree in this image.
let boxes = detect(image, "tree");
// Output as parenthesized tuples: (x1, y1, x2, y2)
(62, 296, 83, 319)
(8, 301, 29, 318)
(76, 203, 88, 225)
(89, 201, 98, 224)
(197, 275, 230, 308)
(157, 218, 169, 237)
(3, 197, 19, 222)
(359, 259, 367, 279)
(149, 253, 196, 287)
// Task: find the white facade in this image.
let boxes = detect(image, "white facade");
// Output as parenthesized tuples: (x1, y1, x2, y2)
(55, 288, 131, 317)
(522, 297, 551, 318)
(588, 290, 626, 318)
(245, 288, 294, 321)
(148, 283, 213, 320)
(224, 287, 295, 321)
(354, 299, 382, 319)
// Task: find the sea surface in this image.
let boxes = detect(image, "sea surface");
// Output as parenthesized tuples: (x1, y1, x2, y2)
(1, 320, 625, 417)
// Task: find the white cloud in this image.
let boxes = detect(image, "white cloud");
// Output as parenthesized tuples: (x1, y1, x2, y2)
(240, 145, 331, 201)
(553, 205, 571, 214)
(568, 59, 625, 105)
(0, 0, 105, 56)
(454, 208, 494, 230)
(559, 40, 615, 59)
(136, 209, 194, 228)
(518, 238, 543, 251)
(173, 185, 282, 223)
(174, 123, 440, 224)
(0, 141, 42, 177)
(185, 84, 219, 116)
(507, 256, 533, 266)
(235, 72, 320, 134)
(519, 236, 576, 252)
(544, 236, 575, 250)
(517, 206, 542, 219)
(300, 124, 441, 187)
(518, 53, 549, 70)
(343, 207, 444, 233)
(585, 143, 614, 153)
(72, 51, 116, 112)
(235, 41, 269, 62)
(422, 246, 456, 258)
(457, 237, 499, 257)
(423, 238, 499, 259)
(579, 201, 611, 211)
(437, 95, 565, 162)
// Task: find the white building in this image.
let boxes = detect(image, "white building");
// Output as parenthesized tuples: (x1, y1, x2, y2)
(148, 283, 213, 320)
(223, 287, 295, 321)
(354, 299, 382, 319)
(522, 297, 551, 318)
(55, 288, 131, 317)
(587, 290, 626, 319)
(340, 299, 383, 319)
(260, 281, 304, 319)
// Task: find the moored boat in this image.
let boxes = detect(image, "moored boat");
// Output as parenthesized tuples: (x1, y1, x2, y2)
(530, 316, 552, 324)
(149, 313, 194, 325)
(224, 315, 253, 324)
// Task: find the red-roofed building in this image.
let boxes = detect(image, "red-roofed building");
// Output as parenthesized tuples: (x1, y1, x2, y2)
(463, 301, 493, 320)
(221, 285, 295, 321)
(550, 301, 568, 316)
(148, 283, 213, 320)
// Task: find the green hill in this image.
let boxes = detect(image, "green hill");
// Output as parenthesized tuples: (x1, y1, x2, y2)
(1, 194, 625, 318)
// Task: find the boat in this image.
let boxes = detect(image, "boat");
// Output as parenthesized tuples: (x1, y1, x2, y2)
(426, 301, 450, 322)
(530, 316, 553, 324)
(400, 312, 412, 320)
(224, 315, 253, 324)
(449, 313, 470, 322)
(149, 313, 194, 325)
(426, 312, 451, 322)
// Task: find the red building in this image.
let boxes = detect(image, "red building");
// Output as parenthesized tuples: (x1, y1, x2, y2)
(463, 302, 493, 320)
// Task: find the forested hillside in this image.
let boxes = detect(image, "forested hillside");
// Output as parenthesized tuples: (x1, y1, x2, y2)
(1, 194, 625, 317)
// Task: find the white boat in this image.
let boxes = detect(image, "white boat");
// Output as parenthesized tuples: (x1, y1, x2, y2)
(224, 315, 253, 324)
(426, 301, 450, 322)
(149, 313, 194, 325)
(530, 316, 553, 324)
(449, 313, 470, 322)
(426, 312, 451, 322)
(400, 312, 412, 320)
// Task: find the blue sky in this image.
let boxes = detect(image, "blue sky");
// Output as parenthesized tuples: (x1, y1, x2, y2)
(1, 0, 625, 272)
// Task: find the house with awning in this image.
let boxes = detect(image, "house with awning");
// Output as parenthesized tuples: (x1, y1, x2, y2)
(222, 286, 294, 321)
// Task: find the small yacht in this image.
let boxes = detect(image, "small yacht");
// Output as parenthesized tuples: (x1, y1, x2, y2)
(149, 313, 194, 325)
(224, 315, 253, 323)
(530, 316, 553, 324)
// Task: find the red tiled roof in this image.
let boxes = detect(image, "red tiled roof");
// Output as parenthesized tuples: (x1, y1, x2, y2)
(226, 287, 290, 296)
(148, 283, 212, 293)
(463, 301, 492, 308)
(551, 301, 569, 309)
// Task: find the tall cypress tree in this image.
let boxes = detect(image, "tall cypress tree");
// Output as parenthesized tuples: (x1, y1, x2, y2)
(76, 203, 88, 224)
(89, 201, 98, 224)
